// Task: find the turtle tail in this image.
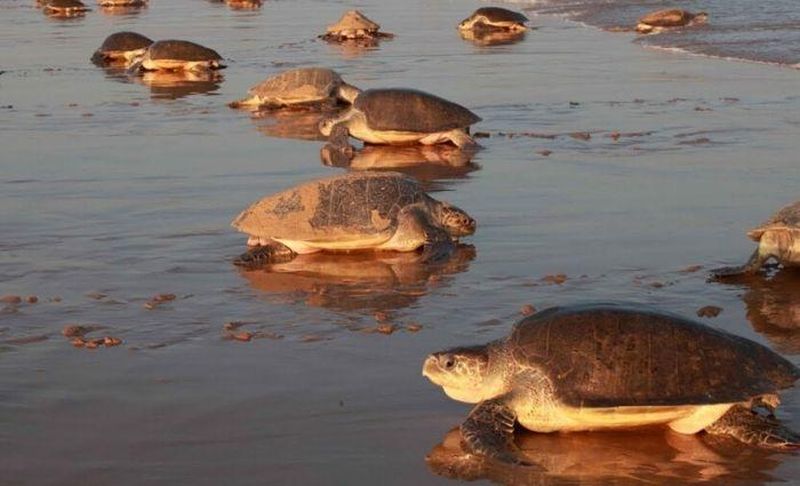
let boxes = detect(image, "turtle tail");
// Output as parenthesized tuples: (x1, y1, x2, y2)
(705, 404, 800, 449)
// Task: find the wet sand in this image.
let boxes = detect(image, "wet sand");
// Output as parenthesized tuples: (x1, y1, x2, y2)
(1, 0, 800, 484)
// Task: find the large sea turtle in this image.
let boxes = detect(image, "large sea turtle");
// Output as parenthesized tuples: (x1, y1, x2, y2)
(423, 304, 800, 464)
(130, 40, 224, 72)
(458, 7, 529, 32)
(231, 171, 476, 267)
(228, 68, 360, 111)
(42, 0, 90, 16)
(712, 200, 800, 278)
(91, 32, 153, 66)
(320, 10, 393, 41)
(636, 9, 708, 34)
(319, 88, 482, 149)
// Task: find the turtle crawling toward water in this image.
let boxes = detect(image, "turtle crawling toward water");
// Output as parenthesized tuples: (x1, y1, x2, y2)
(91, 32, 153, 66)
(232, 171, 476, 267)
(228, 68, 360, 111)
(712, 200, 800, 279)
(320, 88, 482, 151)
(458, 7, 529, 32)
(636, 9, 708, 34)
(423, 304, 800, 464)
(42, 0, 90, 16)
(320, 10, 394, 42)
(130, 40, 224, 72)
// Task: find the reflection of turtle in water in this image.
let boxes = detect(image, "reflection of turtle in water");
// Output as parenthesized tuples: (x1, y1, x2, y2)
(320, 10, 394, 42)
(636, 9, 708, 34)
(228, 68, 360, 111)
(427, 425, 783, 484)
(130, 40, 225, 72)
(135, 70, 223, 100)
(231, 172, 476, 268)
(459, 29, 526, 47)
(239, 244, 475, 313)
(458, 7, 529, 32)
(91, 32, 153, 66)
(423, 304, 800, 464)
(320, 144, 479, 191)
(319, 89, 482, 150)
(42, 0, 90, 16)
(742, 270, 800, 354)
(251, 109, 342, 142)
(712, 201, 800, 279)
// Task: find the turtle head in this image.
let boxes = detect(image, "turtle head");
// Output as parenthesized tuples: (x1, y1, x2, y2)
(433, 202, 476, 238)
(458, 15, 479, 31)
(423, 343, 505, 403)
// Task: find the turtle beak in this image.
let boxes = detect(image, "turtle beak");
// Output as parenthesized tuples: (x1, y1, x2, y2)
(422, 354, 439, 379)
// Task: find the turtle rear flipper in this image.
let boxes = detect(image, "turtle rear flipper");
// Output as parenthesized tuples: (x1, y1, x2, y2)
(705, 405, 800, 449)
(461, 398, 536, 466)
(709, 249, 765, 280)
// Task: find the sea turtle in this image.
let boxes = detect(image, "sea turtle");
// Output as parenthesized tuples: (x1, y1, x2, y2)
(458, 7, 529, 32)
(228, 68, 361, 111)
(97, 0, 147, 6)
(42, 0, 90, 16)
(130, 40, 224, 72)
(225, 0, 261, 9)
(320, 10, 394, 41)
(319, 89, 482, 149)
(636, 9, 708, 34)
(712, 201, 800, 278)
(423, 303, 800, 464)
(231, 171, 476, 267)
(91, 32, 153, 66)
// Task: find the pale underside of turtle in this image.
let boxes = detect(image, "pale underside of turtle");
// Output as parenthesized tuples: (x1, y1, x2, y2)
(228, 68, 360, 110)
(636, 9, 708, 34)
(712, 201, 800, 278)
(134, 40, 225, 72)
(423, 304, 800, 463)
(44, 0, 90, 14)
(458, 7, 529, 32)
(320, 10, 394, 41)
(320, 89, 482, 150)
(231, 172, 474, 267)
(91, 32, 153, 65)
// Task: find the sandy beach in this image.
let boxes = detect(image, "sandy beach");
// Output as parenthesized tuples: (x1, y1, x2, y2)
(1, 0, 799, 484)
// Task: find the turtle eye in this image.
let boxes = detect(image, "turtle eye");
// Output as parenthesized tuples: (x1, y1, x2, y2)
(443, 355, 456, 369)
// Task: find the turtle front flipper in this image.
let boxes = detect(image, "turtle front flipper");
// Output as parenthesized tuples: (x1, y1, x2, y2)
(420, 226, 455, 263)
(705, 404, 800, 449)
(709, 249, 765, 280)
(461, 398, 533, 465)
(234, 241, 296, 268)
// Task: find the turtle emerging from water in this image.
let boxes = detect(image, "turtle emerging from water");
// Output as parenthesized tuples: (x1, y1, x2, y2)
(712, 200, 800, 279)
(231, 171, 476, 267)
(129, 40, 225, 72)
(458, 7, 529, 32)
(91, 32, 153, 66)
(423, 304, 800, 464)
(320, 10, 394, 42)
(228, 68, 361, 111)
(42, 0, 90, 16)
(319, 88, 482, 150)
(636, 9, 708, 34)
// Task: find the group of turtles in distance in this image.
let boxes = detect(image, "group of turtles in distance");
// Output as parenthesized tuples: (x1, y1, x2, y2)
(47, 0, 800, 468)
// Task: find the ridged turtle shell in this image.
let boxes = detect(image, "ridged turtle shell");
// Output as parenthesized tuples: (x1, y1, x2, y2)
(146, 40, 222, 61)
(468, 7, 528, 24)
(748, 201, 800, 241)
(638, 9, 695, 27)
(507, 303, 799, 408)
(249, 68, 342, 102)
(46, 0, 86, 8)
(354, 89, 481, 133)
(97, 32, 153, 53)
(326, 10, 380, 33)
(232, 172, 432, 244)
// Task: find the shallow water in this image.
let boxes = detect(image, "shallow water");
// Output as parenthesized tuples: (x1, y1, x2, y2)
(1, 0, 800, 484)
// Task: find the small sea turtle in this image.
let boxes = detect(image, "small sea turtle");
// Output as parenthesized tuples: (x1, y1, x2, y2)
(458, 7, 529, 32)
(423, 304, 800, 464)
(130, 40, 224, 72)
(320, 10, 393, 41)
(231, 171, 476, 267)
(97, 0, 148, 6)
(91, 32, 153, 66)
(43, 0, 90, 16)
(319, 89, 481, 149)
(712, 201, 800, 278)
(636, 9, 708, 34)
(228, 68, 360, 110)
(225, 0, 261, 9)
